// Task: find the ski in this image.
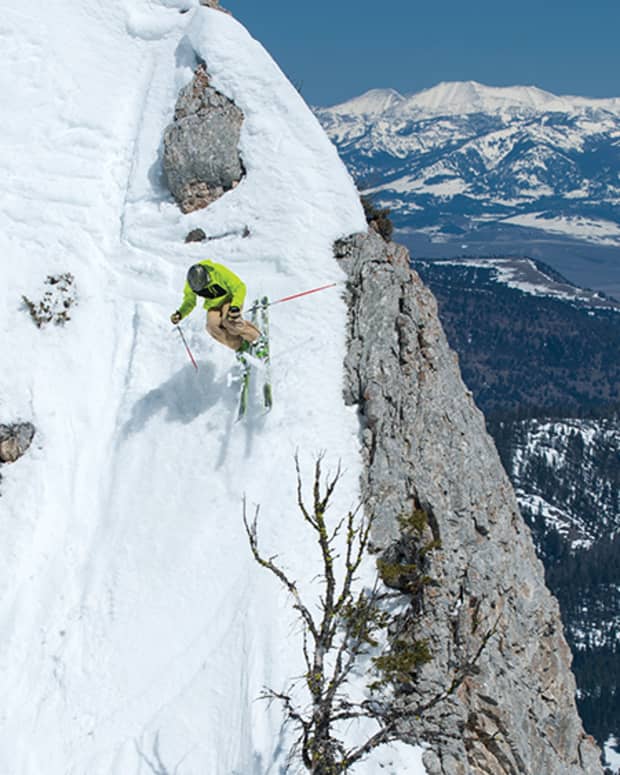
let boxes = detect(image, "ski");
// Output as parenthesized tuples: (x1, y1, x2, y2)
(258, 296, 272, 410)
(236, 351, 251, 420)
(236, 297, 272, 419)
(236, 301, 260, 420)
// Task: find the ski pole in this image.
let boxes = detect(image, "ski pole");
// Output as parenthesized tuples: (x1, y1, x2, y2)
(176, 325, 198, 371)
(271, 282, 339, 306)
(250, 283, 340, 312)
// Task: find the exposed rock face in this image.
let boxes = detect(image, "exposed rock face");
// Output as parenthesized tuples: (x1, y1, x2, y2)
(199, 0, 230, 11)
(0, 423, 35, 464)
(163, 65, 244, 213)
(337, 230, 603, 775)
(185, 227, 207, 243)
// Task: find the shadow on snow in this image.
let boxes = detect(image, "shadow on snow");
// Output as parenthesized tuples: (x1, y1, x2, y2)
(121, 358, 269, 466)
(121, 361, 229, 436)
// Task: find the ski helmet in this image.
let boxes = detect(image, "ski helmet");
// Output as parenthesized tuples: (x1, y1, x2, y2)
(187, 264, 211, 292)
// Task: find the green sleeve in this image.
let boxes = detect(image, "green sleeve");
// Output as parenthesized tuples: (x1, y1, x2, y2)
(178, 282, 197, 318)
(213, 262, 247, 308)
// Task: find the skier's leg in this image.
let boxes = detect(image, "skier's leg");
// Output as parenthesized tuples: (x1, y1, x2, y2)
(206, 307, 243, 351)
(222, 308, 261, 344)
(232, 318, 262, 344)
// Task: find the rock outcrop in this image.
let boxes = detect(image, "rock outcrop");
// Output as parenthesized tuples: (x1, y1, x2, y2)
(336, 230, 602, 775)
(198, 0, 230, 11)
(184, 227, 207, 243)
(0, 423, 35, 464)
(163, 64, 244, 213)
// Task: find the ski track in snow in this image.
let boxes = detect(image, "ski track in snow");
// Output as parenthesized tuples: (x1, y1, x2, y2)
(0, 1, 427, 773)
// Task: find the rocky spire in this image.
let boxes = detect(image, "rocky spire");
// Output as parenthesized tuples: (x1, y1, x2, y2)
(336, 229, 603, 775)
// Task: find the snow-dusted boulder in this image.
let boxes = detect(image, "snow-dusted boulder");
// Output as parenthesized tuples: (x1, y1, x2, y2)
(0, 423, 35, 464)
(184, 227, 207, 243)
(163, 64, 244, 213)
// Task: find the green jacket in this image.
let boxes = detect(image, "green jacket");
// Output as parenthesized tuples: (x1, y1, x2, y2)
(178, 260, 247, 319)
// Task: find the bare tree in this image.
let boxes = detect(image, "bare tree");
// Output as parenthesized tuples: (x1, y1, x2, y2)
(243, 454, 497, 774)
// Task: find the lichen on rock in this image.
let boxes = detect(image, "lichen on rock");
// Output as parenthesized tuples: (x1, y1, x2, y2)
(163, 64, 244, 213)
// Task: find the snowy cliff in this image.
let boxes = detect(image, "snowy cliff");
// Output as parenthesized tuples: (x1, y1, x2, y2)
(0, 2, 374, 772)
(0, 1, 601, 774)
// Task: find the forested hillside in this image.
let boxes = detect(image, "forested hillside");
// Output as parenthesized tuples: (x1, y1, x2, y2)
(412, 259, 620, 414)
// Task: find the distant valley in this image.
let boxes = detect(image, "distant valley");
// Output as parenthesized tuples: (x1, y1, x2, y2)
(412, 257, 620, 413)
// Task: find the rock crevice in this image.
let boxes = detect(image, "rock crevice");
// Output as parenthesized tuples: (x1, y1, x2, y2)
(337, 230, 602, 774)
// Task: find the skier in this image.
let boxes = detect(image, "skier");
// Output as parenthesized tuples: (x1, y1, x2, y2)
(170, 260, 262, 354)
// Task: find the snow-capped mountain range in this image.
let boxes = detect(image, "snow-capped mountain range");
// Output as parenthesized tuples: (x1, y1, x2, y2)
(316, 81, 620, 250)
(328, 81, 620, 119)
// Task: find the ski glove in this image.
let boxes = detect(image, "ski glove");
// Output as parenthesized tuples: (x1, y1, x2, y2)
(227, 306, 241, 321)
(170, 311, 182, 325)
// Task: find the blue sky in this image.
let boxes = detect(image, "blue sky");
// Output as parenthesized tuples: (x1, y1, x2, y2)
(226, 0, 620, 106)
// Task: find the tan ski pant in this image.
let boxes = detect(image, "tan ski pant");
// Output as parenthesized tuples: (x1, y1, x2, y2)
(206, 302, 261, 351)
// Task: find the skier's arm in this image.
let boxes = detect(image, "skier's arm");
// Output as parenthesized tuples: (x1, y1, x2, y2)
(214, 263, 247, 308)
(178, 282, 197, 319)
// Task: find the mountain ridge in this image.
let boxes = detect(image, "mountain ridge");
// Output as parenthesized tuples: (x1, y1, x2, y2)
(326, 80, 620, 117)
(317, 80, 620, 295)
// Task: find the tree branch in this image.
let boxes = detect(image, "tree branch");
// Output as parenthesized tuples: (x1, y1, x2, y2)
(242, 499, 319, 643)
(243, 454, 495, 774)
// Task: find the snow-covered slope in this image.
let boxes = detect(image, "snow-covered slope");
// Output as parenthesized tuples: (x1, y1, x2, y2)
(0, 2, 426, 772)
(317, 81, 620, 250)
